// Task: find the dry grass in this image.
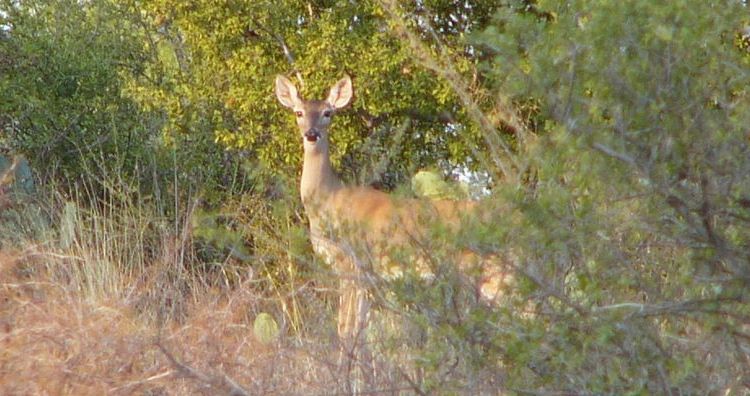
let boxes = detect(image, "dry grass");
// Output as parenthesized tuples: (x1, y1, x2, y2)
(4, 172, 743, 395)
(0, 175, 425, 395)
(0, 245, 412, 395)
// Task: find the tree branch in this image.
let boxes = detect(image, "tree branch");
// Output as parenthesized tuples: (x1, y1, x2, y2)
(379, 0, 526, 181)
(250, 21, 304, 87)
(157, 342, 250, 396)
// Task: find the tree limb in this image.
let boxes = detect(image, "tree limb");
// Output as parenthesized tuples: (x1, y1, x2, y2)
(250, 21, 304, 88)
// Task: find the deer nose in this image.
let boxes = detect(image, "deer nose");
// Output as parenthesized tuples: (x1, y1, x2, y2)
(304, 129, 321, 142)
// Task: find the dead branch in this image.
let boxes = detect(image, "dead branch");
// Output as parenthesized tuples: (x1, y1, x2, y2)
(156, 342, 250, 396)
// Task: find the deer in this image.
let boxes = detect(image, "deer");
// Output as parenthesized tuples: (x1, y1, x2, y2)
(274, 74, 508, 344)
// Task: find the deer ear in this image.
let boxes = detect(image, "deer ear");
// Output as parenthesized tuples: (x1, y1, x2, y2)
(275, 75, 300, 108)
(326, 75, 353, 110)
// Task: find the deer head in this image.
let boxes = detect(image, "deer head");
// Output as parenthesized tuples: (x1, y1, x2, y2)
(275, 75, 353, 154)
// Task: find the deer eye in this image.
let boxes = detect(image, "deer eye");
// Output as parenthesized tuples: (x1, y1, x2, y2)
(322, 110, 332, 118)
(295, 111, 303, 117)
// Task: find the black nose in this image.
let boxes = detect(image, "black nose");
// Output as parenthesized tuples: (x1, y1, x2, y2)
(304, 130, 321, 142)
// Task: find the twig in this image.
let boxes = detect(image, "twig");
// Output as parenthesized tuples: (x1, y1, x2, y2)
(515, 263, 589, 317)
(380, 1, 512, 177)
(591, 302, 645, 314)
(396, 365, 428, 396)
(251, 21, 305, 87)
(380, 0, 532, 182)
(157, 342, 212, 383)
(157, 342, 251, 396)
(591, 142, 637, 168)
(109, 370, 175, 393)
(592, 297, 747, 321)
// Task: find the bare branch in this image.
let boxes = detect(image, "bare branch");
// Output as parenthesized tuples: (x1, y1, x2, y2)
(251, 21, 305, 87)
(591, 142, 637, 167)
(157, 342, 250, 396)
(379, 0, 533, 182)
(109, 370, 175, 393)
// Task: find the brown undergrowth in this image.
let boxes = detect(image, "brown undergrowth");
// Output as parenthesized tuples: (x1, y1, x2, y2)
(0, 247, 377, 395)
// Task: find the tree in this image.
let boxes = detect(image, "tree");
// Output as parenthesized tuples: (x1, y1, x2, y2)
(0, 0, 154, 184)
(452, 0, 750, 392)
(125, 0, 507, 191)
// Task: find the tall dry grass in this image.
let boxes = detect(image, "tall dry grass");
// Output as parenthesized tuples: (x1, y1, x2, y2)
(0, 183, 421, 395)
(1, 247, 302, 394)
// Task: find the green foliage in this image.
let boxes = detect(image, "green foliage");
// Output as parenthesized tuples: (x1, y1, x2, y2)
(2, 0, 749, 393)
(191, 208, 250, 261)
(124, 0, 499, 188)
(0, 0, 153, 180)
(455, 0, 750, 392)
(411, 169, 467, 199)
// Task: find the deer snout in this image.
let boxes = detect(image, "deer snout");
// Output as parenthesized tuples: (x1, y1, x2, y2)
(304, 129, 321, 143)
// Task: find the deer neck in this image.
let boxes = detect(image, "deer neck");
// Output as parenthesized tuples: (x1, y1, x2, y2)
(300, 142, 342, 210)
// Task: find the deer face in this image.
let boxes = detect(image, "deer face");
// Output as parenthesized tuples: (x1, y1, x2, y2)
(275, 75, 353, 150)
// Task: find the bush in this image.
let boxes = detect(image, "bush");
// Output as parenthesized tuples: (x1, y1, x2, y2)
(429, 0, 750, 392)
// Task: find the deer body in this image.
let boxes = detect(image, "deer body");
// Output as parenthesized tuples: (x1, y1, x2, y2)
(275, 75, 503, 339)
